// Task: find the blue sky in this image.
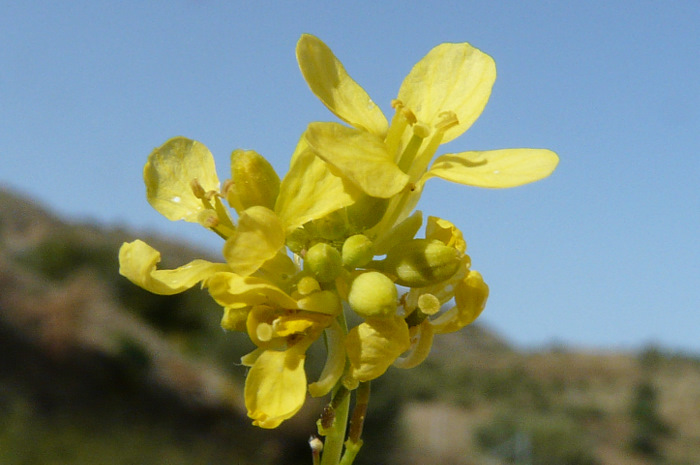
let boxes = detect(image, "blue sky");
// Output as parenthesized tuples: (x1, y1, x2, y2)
(2, 1, 698, 353)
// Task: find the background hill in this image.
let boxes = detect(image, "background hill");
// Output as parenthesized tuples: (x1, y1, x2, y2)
(1, 186, 698, 465)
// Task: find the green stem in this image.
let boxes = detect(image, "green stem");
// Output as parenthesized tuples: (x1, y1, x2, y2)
(337, 381, 370, 465)
(320, 387, 351, 465)
(319, 311, 351, 465)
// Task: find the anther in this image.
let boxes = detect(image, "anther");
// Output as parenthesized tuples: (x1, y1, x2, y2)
(402, 107, 417, 125)
(190, 178, 206, 198)
(197, 210, 219, 228)
(435, 111, 459, 131)
(221, 179, 234, 198)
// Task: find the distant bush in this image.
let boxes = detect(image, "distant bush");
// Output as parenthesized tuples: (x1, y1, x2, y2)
(17, 232, 117, 282)
(629, 380, 672, 459)
(475, 413, 601, 465)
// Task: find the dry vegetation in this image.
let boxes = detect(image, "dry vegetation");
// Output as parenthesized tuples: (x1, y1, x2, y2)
(1, 187, 699, 465)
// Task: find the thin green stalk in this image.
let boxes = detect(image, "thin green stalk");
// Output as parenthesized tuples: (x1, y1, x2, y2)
(320, 387, 351, 465)
(339, 381, 370, 465)
(319, 311, 351, 465)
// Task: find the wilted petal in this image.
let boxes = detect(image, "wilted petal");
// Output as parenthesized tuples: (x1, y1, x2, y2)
(144, 137, 220, 222)
(398, 42, 496, 144)
(296, 34, 388, 137)
(430, 270, 489, 334)
(245, 348, 307, 429)
(119, 240, 228, 295)
(276, 137, 361, 232)
(223, 206, 285, 276)
(427, 148, 559, 188)
(345, 316, 411, 382)
(305, 122, 409, 198)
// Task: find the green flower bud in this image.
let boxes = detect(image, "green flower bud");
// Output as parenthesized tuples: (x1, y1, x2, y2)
(296, 276, 321, 296)
(304, 242, 343, 282)
(286, 227, 310, 254)
(384, 239, 461, 287)
(342, 234, 374, 268)
(348, 271, 398, 318)
(227, 149, 280, 213)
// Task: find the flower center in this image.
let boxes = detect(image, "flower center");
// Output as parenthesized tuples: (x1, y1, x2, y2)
(387, 100, 459, 183)
(189, 178, 236, 239)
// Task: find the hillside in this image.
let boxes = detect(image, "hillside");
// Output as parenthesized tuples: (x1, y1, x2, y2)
(1, 187, 699, 465)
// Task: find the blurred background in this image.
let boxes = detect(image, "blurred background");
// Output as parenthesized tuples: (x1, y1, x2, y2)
(1, 1, 698, 464)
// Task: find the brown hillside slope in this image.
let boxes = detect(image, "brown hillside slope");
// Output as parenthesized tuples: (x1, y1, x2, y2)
(1, 186, 699, 465)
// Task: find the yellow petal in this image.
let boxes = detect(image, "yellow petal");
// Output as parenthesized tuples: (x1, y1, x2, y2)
(296, 34, 388, 137)
(240, 347, 265, 367)
(276, 136, 361, 232)
(308, 320, 345, 397)
(222, 206, 285, 276)
(393, 320, 434, 369)
(296, 290, 342, 316)
(221, 306, 249, 332)
(305, 122, 409, 198)
(227, 149, 280, 213)
(255, 251, 298, 292)
(372, 210, 423, 256)
(398, 42, 496, 144)
(430, 270, 489, 334)
(345, 316, 411, 382)
(144, 137, 220, 222)
(206, 272, 299, 310)
(245, 348, 307, 428)
(427, 148, 559, 188)
(119, 240, 228, 295)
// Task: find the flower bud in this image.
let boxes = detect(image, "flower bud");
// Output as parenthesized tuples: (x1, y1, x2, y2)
(304, 243, 343, 282)
(348, 271, 398, 318)
(286, 227, 310, 254)
(342, 234, 374, 268)
(227, 149, 280, 213)
(384, 239, 461, 287)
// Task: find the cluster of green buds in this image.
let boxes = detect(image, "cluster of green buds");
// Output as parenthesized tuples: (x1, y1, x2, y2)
(118, 33, 557, 465)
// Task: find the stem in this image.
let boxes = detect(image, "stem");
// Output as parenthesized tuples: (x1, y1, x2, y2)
(347, 381, 370, 444)
(320, 386, 351, 465)
(319, 311, 351, 465)
(339, 382, 370, 465)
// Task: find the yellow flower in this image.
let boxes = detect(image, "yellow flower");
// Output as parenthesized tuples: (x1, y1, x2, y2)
(344, 315, 411, 385)
(119, 35, 559, 440)
(207, 271, 345, 428)
(393, 217, 489, 369)
(120, 134, 364, 292)
(118, 135, 354, 429)
(296, 34, 559, 234)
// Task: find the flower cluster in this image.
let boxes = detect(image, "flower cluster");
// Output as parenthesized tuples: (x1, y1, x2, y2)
(119, 34, 557, 462)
